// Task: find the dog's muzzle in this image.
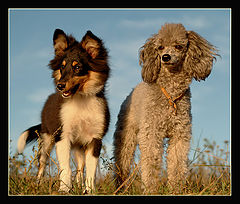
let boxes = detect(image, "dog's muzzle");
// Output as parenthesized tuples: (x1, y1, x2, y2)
(57, 82, 80, 98)
(57, 82, 72, 98)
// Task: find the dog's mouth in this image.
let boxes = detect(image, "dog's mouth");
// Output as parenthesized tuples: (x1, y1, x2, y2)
(163, 62, 182, 73)
(62, 90, 72, 98)
(163, 62, 178, 69)
(163, 62, 175, 66)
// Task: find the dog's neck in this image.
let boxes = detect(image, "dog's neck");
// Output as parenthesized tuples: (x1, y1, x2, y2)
(156, 68, 192, 98)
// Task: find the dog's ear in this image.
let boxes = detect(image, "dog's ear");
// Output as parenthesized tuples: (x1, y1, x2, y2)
(81, 31, 102, 59)
(53, 29, 69, 56)
(80, 31, 110, 94)
(139, 35, 160, 83)
(80, 31, 109, 73)
(184, 31, 219, 81)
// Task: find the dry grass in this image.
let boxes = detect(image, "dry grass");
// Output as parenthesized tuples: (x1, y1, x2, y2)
(9, 139, 231, 196)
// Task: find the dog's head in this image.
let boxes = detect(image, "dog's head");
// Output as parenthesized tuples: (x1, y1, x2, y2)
(49, 29, 109, 98)
(139, 23, 219, 83)
(156, 24, 189, 73)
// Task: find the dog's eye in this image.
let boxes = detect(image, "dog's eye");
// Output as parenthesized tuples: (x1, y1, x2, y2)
(73, 65, 81, 72)
(75, 65, 80, 70)
(60, 64, 65, 69)
(175, 45, 183, 50)
(158, 45, 164, 50)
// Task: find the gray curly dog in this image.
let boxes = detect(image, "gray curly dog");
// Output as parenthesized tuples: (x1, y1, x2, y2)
(113, 23, 218, 194)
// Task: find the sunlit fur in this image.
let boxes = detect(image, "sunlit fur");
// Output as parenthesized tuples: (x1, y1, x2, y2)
(18, 29, 110, 193)
(113, 23, 219, 194)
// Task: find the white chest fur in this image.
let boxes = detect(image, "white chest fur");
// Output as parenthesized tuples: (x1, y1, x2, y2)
(60, 95, 105, 145)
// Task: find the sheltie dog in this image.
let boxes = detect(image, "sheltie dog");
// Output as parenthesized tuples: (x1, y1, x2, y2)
(17, 29, 110, 193)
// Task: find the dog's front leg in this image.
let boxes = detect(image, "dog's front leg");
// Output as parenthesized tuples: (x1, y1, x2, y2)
(56, 137, 72, 192)
(138, 127, 164, 195)
(166, 128, 191, 193)
(73, 147, 85, 188)
(84, 138, 102, 194)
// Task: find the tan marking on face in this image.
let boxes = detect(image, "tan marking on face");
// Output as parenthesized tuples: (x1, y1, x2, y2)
(72, 61, 78, 66)
(53, 69, 61, 81)
(62, 60, 66, 66)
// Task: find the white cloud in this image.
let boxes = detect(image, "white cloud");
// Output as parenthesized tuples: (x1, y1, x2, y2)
(27, 87, 53, 103)
(118, 14, 214, 32)
(11, 46, 53, 73)
(109, 37, 146, 60)
(182, 15, 211, 30)
(119, 18, 165, 29)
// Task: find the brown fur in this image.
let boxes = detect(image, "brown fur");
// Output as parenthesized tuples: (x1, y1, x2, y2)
(113, 23, 219, 194)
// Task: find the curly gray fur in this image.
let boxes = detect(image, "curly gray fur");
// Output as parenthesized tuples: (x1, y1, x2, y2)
(113, 23, 218, 194)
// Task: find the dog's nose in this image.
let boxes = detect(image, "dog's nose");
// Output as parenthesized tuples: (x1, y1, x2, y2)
(162, 54, 171, 62)
(57, 83, 66, 91)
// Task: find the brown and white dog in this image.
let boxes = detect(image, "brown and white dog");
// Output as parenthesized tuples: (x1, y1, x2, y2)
(17, 29, 110, 193)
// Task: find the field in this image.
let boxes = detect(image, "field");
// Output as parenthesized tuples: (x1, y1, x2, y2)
(9, 139, 231, 196)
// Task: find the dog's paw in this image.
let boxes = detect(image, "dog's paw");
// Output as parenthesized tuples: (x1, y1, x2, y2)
(83, 187, 94, 195)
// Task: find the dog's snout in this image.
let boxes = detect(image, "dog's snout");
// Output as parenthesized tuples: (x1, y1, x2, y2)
(162, 54, 171, 62)
(57, 83, 66, 91)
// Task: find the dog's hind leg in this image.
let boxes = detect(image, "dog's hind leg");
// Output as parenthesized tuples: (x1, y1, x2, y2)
(113, 101, 138, 189)
(37, 133, 54, 181)
(113, 125, 137, 189)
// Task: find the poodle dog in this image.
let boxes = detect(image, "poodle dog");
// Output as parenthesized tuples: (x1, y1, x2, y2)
(113, 23, 218, 194)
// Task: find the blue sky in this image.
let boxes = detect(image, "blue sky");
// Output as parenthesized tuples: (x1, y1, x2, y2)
(9, 9, 231, 163)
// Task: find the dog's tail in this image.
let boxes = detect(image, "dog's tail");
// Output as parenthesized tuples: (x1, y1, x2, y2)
(17, 124, 41, 154)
